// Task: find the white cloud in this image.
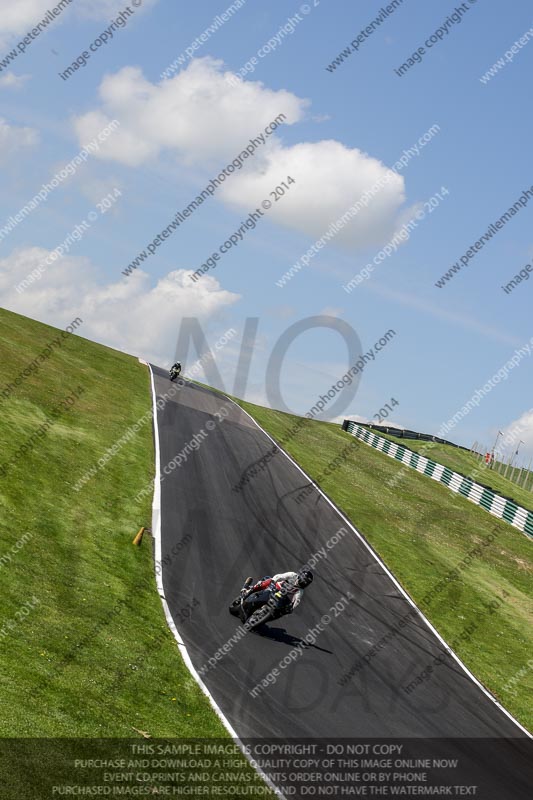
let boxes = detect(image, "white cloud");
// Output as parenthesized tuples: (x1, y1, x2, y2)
(221, 139, 405, 248)
(0, 72, 31, 89)
(0, 1, 52, 45)
(73, 58, 408, 250)
(0, 117, 38, 162)
(73, 58, 307, 167)
(500, 409, 533, 459)
(318, 306, 344, 318)
(0, 0, 155, 47)
(0, 247, 239, 366)
(77, 174, 124, 206)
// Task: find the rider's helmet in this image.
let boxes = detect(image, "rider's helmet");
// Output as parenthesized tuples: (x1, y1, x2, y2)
(296, 567, 313, 588)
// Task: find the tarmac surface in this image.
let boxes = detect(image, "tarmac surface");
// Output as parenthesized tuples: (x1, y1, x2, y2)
(152, 368, 532, 797)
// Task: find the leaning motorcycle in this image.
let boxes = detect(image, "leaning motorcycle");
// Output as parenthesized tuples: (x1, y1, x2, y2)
(229, 577, 293, 631)
(169, 365, 181, 382)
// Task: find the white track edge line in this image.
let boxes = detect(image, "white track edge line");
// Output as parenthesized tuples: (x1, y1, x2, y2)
(225, 395, 532, 739)
(145, 364, 285, 799)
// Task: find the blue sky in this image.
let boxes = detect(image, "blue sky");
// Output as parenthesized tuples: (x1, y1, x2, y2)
(1, 0, 533, 462)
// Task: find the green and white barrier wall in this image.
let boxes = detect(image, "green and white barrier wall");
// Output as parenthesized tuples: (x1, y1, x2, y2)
(343, 421, 533, 539)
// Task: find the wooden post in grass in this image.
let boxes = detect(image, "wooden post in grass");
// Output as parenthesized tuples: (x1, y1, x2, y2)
(521, 458, 532, 489)
(133, 527, 145, 546)
(503, 456, 512, 480)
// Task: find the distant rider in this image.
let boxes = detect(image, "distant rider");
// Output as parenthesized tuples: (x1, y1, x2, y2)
(170, 361, 181, 377)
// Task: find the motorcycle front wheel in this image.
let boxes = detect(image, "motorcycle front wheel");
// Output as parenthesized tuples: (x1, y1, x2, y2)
(228, 598, 241, 617)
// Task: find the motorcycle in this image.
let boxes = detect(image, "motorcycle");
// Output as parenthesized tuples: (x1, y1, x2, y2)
(169, 365, 181, 382)
(229, 577, 294, 631)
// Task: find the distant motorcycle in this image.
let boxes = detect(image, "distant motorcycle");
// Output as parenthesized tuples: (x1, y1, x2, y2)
(229, 577, 294, 631)
(169, 364, 181, 382)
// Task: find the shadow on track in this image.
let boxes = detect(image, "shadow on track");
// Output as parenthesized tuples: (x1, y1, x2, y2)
(252, 623, 334, 654)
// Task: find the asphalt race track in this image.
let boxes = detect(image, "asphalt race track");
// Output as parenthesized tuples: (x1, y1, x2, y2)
(151, 368, 532, 796)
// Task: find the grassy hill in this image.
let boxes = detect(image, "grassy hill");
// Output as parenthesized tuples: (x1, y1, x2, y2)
(2, 302, 530, 755)
(232, 398, 533, 732)
(0, 307, 275, 797)
(364, 426, 533, 509)
(0, 308, 231, 738)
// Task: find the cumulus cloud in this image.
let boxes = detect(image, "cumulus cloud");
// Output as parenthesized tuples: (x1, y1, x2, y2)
(0, 72, 31, 89)
(0, 117, 38, 163)
(0, 247, 239, 366)
(0, 0, 155, 46)
(222, 139, 405, 247)
(73, 58, 407, 250)
(0, 0, 51, 45)
(73, 58, 307, 167)
(500, 409, 533, 459)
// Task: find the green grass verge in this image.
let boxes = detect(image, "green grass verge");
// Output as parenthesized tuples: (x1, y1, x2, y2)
(0, 308, 273, 795)
(368, 427, 533, 508)
(2, 302, 529, 752)
(233, 398, 533, 732)
(0, 307, 229, 737)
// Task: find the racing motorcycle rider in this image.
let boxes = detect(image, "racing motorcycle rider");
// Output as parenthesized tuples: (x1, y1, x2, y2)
(236, 568, 313, 623)
(170, 361, 182, 378)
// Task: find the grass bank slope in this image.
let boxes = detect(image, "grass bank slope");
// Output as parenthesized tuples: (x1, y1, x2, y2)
(234, 398, 533, 732)
(368, 426, 533, 509)
(0, 307, 228, 739)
